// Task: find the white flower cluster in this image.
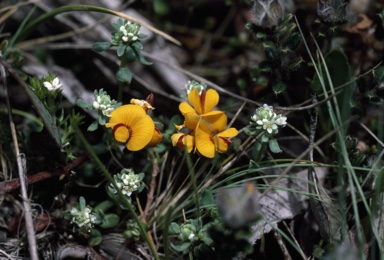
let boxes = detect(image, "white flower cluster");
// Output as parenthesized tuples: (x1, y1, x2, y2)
(251, 104, 287, 139)
(119, 21, 141, 43)
(70, 206, 96, 233)
(93, 90, 117, 117)
(185, 80, 207, 95)
(43, 77, 62, 91)
(109, 169, 141, 197)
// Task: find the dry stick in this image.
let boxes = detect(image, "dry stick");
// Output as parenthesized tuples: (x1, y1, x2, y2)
(0, 52, 38, 260)
(282, 221, 307, 260)
(273, 230, 292, 260)
(0, 153, 88, 195)
(143, 157, 159, 220)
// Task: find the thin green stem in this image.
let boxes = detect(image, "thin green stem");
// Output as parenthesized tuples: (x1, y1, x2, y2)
(71, 120, 159, 260)
(117, 54, 127, 102)
(185, 151, 201, 220)
(255, 141, 268, 162)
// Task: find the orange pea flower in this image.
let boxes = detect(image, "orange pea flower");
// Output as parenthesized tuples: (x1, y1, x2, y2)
(192, 113, 238, 158)
(106, 104, 158, 151)
(172, 86, 238, 158)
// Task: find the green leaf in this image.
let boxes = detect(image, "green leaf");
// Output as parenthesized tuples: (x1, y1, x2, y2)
(125, 48, 137, 63)
(268, 138, 282, 153)
(92, 42, 112, 52)
(87, 121, 99, 131)
(88, 229, 102, 246)
(131, 42, 152, 65)
(18, 80, 62, 149)
(76, 99, 93, 110)
(136, 51, 152, 66)
(312, 50, 355, 125)
(94, 200, 114, 212)
(116, 67, 132, 83)
(100, 214, 119, 229)
(153, 0, 170, 15)
(98, 115, 106, 125)
(200, 189, 214, 207)
(79, 196, 86, 210)
(171, 242, 191, 252)
(373, 66, 384, 84)
(117, 43, 126, 57)
(112, 18, 125, 30)
(169, 222, 180, 234)
(272, 82, 286, 95)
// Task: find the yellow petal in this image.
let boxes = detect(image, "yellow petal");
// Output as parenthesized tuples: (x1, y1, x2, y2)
(195, 130, 216, 158)
(198, 112, 227, 134)
(113, 124, 130, 143)
(212, 135, 229, 153)
(217, 128, 238, 138)
(146, 127, 162, 147)
(127, 115, 155, 151)
(184, 113, 201, 130)
(171, 133, 194, 153)
(179, 102, 196, 116)
(188, 89, 203, 115)
(203, 89, 219, 114)
(171, 133, 184, 147)
(108, 104, 146, 126)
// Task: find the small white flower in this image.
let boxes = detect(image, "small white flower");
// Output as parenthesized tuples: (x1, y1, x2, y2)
(109, 169, 141, 198)
(43, 77, 62, 91)
(275, 115, 287, 126)
(102, 107, 115, 117)
(122, 36, 129, 42)
(188, 233, 195, 240)
(70, 205, 96, 232)
(92, 101, 100, 110)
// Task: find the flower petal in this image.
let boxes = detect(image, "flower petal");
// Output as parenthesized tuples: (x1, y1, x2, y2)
(171, 133, 184, 147)
(196, 130, 215, 158)
(188, 89, 203, 115)
(127, 115, 155, 151)
(179, 102, 197, 116)
(203, 89, 219, 114)
(213, 135, 229, 153)
(113, 124, 130, 143)
(199, 112, 227, 134)
(146, 127, 162, 147)
(217, 128, 238, 138)
(171, 133, 194, 153)
(108, 104, 146, 126)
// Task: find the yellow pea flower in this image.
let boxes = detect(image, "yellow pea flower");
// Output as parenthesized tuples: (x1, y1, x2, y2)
(194, 113, 238, 158)
(105, 104, 155, 151)
(172, 86, 238, 158)
(179, 88, 220, 116)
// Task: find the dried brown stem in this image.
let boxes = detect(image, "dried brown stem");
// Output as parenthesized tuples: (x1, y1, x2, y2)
(0, 153, 88, 196)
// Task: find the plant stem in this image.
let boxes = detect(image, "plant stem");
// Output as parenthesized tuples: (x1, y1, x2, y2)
(143, 150, 159, 221)
(255, 141, 268, 162)
(117, 53, 127, 102)
(71, 120, 159, 260)
(185, 152, 200, 219)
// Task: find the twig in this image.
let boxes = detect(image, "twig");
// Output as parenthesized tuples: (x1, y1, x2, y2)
(273, 230, 292, 260)
(143, 153, 159, 220)
(0, 51, 38, 259)
(0, 153, 88, 195)
(282, 221, 307, 260)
